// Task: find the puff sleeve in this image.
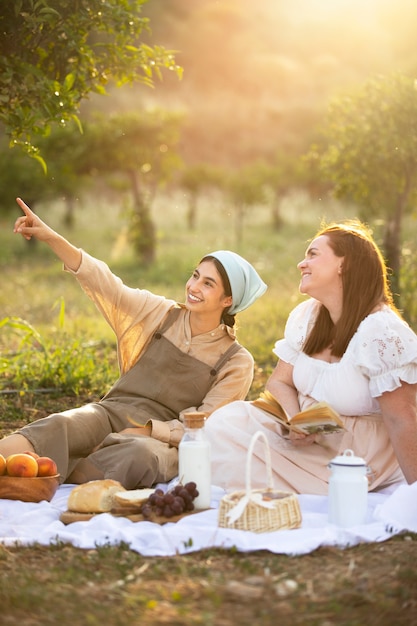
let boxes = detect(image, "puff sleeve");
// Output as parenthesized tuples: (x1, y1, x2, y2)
(272, 299, 319, 364)
(355, 310, 417, 397)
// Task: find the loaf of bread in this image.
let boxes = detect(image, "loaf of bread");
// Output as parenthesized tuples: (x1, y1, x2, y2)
(67, 479, 126, 513)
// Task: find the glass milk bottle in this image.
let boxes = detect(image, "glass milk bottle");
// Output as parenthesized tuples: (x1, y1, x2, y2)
(179, 412, 211, 509)
(328, 449, 369, 527)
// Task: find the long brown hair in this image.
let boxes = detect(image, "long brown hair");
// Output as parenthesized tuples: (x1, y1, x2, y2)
(303, 220, 399, 357)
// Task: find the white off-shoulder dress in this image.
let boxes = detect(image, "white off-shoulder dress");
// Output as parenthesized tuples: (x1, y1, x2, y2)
(206, 299, 417, 494)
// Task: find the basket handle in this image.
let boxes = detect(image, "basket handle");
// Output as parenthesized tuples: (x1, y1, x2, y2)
(225, 430, 276, 525)
(245, 430, 274, 496)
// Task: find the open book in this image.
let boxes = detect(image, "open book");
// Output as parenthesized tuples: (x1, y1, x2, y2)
(251, 390, 345, 435)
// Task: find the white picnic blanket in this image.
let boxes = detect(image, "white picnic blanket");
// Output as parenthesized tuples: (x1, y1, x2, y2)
(0, 480, 416, 556)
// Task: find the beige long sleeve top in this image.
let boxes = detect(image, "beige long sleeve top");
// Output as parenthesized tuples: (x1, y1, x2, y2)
(66, 251, 255, 444)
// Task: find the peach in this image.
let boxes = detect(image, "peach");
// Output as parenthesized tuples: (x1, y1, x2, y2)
(6, 453, 39, 477)
(0, 453, 6, 476)
(24, 450, 40, 460)
(36, 456, 58, 477)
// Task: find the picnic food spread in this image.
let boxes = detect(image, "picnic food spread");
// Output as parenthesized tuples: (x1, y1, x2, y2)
(60, 479, 203, 524)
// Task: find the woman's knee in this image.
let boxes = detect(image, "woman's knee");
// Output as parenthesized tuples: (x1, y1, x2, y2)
(91, 439, 161, 489)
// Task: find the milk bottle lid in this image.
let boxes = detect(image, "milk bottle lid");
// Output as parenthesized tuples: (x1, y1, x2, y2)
(183, 412, 207, 429)
(329, 449, 366, 467)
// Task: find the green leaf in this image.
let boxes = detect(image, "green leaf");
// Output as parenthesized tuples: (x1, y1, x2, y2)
(31, 152, 47, 174)
(63, 73, 76, 91)
(70, 114, 83, 135)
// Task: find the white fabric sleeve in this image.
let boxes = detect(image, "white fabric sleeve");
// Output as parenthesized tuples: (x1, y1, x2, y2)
(355, 311, 417, 397)
(272, 299, 317, 364)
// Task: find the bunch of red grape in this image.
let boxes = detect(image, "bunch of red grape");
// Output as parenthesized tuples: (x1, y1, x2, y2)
(140, 481, 199, 519)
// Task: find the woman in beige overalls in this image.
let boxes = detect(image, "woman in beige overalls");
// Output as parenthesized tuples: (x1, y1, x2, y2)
(0, 198, 267, 488)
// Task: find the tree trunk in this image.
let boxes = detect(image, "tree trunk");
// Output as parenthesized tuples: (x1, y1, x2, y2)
(186, 192, 198, 231)
(383, 197, 405, 307)
(63, 196, 75, 229)
(271, 202, 283, 230)
(128, 169, 156, 265)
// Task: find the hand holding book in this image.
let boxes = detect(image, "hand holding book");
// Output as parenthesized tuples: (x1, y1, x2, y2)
(251, 390, 345, 435)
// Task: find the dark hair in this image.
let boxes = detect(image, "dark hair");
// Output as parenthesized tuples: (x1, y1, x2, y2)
(303, 220, 399, 357)
(200, 255, 235, 327)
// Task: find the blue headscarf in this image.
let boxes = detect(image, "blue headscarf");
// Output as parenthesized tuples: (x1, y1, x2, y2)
(208, 250, 267, 314)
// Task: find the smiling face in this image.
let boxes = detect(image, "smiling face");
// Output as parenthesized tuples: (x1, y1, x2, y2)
(185, 260, 233, 318)
(298, 235, 344, 303)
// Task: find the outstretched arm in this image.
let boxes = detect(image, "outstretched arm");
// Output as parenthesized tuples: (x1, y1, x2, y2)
(14, 197, 82, 272)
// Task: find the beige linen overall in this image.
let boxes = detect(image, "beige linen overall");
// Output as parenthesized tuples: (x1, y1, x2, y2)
(19, 309, 240, 488)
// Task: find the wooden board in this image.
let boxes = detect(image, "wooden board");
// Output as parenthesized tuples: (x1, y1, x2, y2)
(59, 507, 200, 525)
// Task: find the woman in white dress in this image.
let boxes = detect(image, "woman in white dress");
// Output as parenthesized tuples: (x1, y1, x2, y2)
(206, 220, 417, 494)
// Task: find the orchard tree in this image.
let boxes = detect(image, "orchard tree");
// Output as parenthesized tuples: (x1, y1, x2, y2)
(180, 164, 224, 231)
(310, 73, 417, 300)
(0, 124, 92, 224)
(226, 166, 267, 247)
(83, 110, 183, 264)
(0, 0, 182, 170)
(38, 125, 93, 226)
(254, 155, 308, 230)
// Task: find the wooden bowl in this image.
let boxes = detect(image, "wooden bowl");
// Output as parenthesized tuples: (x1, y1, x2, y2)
(0, 474, 60, 502)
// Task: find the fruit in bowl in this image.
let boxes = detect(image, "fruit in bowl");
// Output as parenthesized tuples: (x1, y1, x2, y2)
(0, 453, 6, 476)
(6, 453, 39, 477)
(36, 456, 58, 477)
(0, 452, 60, 502)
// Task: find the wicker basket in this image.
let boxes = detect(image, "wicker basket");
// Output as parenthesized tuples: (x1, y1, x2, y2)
(218, 430, 302, 533)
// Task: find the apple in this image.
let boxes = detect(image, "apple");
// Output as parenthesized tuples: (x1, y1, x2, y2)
(6, 453, 39, 477)
(0, 453, 6, 476)
(36, 456, 58, 477)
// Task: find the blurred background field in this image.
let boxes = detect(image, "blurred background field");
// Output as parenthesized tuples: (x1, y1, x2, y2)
(2, 185, 417, 403)
(0, 188, 361, 401)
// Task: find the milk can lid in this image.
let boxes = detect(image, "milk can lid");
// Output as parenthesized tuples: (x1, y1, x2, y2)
(329, 449, 367, 467)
